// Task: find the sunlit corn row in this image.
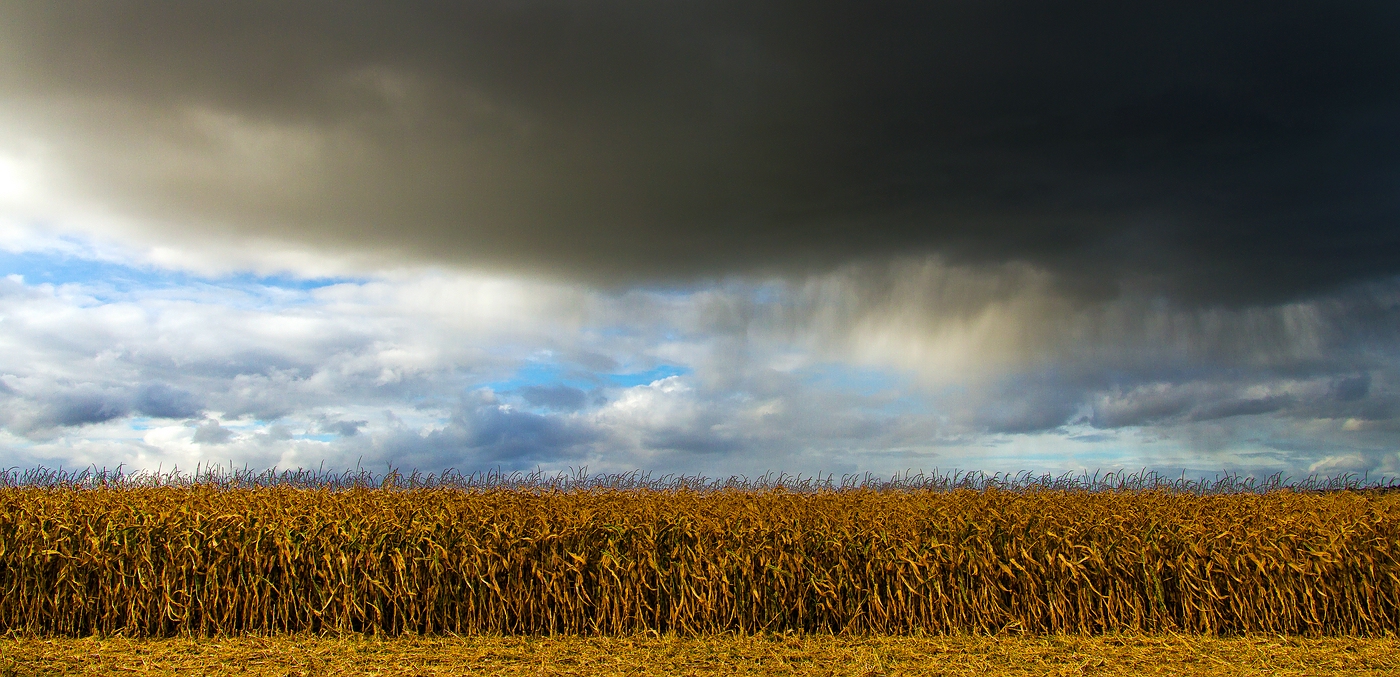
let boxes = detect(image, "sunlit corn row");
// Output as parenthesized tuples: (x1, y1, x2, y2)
(0, 487, 1396, 637)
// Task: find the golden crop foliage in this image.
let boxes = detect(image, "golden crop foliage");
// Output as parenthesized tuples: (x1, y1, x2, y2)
(0, 487, 1396, 637)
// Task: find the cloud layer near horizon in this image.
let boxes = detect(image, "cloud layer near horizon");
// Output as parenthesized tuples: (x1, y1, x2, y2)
(1, 243, 1396, 477)
(2, 1, 1399, 303)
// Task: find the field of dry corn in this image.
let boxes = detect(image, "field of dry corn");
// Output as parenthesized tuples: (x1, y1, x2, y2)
(1, 486, 1397, 637)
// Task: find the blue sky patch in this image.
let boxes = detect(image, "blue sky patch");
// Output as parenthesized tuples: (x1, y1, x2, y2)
(0, 250, 359, 302)
(483, 361, 692, 394)
(607, 365, 690, 387)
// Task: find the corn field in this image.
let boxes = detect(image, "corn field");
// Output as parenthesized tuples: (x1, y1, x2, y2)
(1, 468, 1397, 637)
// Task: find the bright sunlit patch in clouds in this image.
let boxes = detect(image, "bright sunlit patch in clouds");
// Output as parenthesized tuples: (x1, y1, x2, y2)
(0, 154, 35, 204)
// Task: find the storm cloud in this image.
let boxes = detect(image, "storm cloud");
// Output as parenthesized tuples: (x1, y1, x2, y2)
(3, 3, 1400, 478)
(2, 1, 1398, 304)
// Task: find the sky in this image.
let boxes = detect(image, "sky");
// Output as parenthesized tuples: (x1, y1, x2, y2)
(1, 1, 1398, 479)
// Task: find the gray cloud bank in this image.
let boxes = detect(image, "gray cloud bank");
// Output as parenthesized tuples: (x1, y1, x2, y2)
(3, 1, 1399, 304)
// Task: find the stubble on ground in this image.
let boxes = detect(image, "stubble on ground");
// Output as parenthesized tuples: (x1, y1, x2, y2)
(2, 634, 1396, 676)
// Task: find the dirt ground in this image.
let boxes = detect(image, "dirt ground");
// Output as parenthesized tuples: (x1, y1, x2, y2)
(2, 633, 1397, 676)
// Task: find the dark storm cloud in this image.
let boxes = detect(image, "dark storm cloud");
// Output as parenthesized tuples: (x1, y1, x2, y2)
(3, 1, 1398, 304)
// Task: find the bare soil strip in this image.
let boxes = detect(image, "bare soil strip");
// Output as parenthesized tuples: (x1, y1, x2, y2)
(3, 634, 1397, 676)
